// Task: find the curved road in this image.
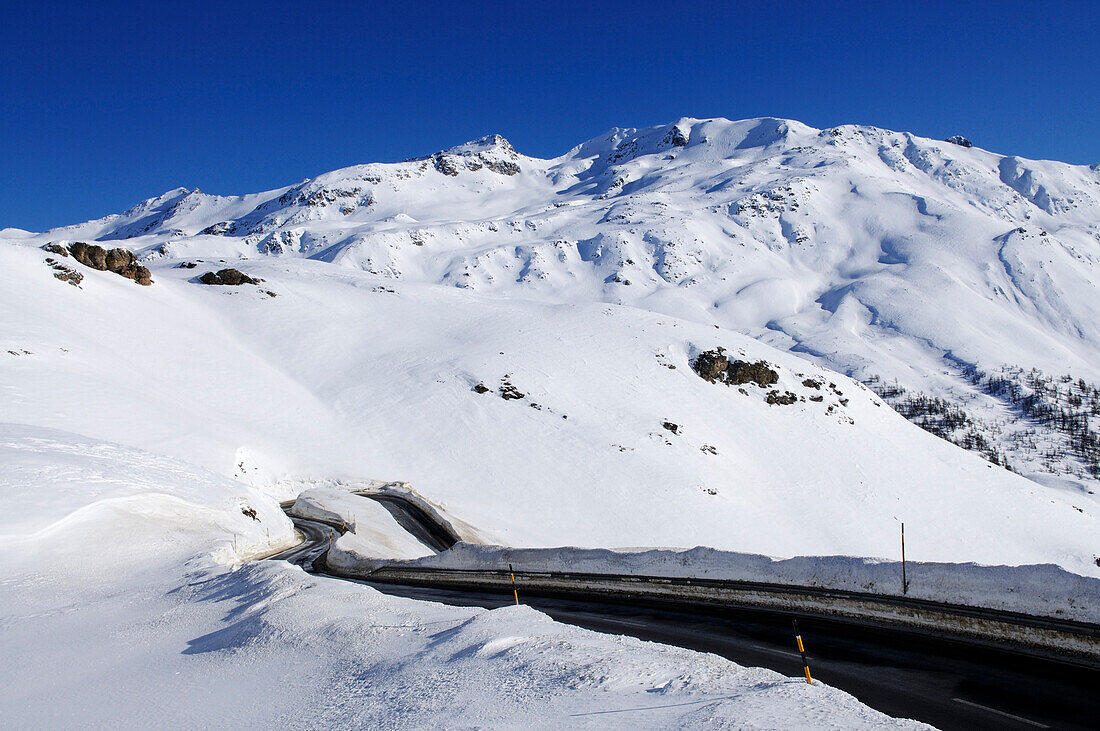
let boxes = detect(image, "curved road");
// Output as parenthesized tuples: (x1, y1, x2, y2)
(273, 503, 1097, 730)
(364, 494, 457, 552)
(273, 517, 340, 572)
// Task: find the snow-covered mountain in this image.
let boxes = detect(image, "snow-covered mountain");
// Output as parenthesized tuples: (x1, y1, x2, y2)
(19, 116, 1100, 492)
(4, 115, 1100, 576)
(4, 116, 1100, 726)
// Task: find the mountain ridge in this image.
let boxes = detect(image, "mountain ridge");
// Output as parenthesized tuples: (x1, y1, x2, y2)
(12, 115, 1100, 494)
(36, 116, 1100, 245)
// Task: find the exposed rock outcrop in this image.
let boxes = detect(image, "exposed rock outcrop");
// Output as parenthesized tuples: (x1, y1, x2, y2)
(68, 242, 107, 269)
(499, 380, 525, 400)
(433, 156, 461, 177)
(58, 242, 152, 285)
(766, 390, 798, 406)
(198, 268, 260, 286)
(691, 348, 730, 382)
(691, 349, 779, 387)
(45, 258, 83, 286)
(662, 126, 689, 147)
(199, 221, 236, 235)
(725, 360, 780, 387)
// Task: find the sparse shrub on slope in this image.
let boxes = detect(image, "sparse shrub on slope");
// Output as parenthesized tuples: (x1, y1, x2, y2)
(869, 367, 1100, 481)
(867, 375, 1011, 469)
(970, 367, 1100, 479)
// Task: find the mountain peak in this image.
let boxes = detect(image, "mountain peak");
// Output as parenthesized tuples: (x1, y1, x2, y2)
(411, 133, 522, 177)
(441, 134, 515, 156)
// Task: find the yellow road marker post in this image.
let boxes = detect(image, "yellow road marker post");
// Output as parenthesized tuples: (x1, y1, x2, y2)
(792, 619, 813, 684)
(509, 563, 520, 605)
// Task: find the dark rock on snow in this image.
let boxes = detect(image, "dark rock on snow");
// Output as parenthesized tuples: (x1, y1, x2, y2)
(484, 159, 520, 176)
(199, 268, 260, 286)
(68, 242, 107, 270)
(199, 221, 235, 236)
(499, 379, 525, 400)
(692, 348, 730, 382)
(766, 390, 799, 406)
(727, 360, 779, 387)
(63, 242, 152, 285)
(45, 258, 83, 286)
(433, 156, 461, 177)
(691, 349, 779, 388)
(663, 127, 689, 147)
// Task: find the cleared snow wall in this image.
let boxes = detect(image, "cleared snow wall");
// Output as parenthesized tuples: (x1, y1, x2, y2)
(330, 542, 1100, 627)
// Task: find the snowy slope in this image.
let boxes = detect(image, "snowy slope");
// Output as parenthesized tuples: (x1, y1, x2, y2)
(22, 117, 1100, 491)
(1, 242, 1095, 576)
(0, 425, 922, 729)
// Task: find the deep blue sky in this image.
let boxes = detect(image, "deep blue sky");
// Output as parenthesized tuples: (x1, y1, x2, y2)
(3, 0, 1098, 231)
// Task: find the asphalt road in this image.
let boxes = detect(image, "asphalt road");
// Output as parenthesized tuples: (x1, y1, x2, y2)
(363, 494, 457, 552)
(272, 516, 336, 572)
(273, 512, 1098, 730)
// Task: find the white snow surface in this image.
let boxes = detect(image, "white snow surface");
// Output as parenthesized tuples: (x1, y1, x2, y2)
(31, 119, 1100, 384)
(1, 237, 1097, 576)
(0, 425, 925, 728)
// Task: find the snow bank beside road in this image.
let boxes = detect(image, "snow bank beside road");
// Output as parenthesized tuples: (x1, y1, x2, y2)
(343, 542, 1100, 625)
(279, 477, 486, 543)
(3, 556, 929, 729)
(290, 487, 433, 560)
(283, 468, 1100, 624)
(0, 423, 295, 563)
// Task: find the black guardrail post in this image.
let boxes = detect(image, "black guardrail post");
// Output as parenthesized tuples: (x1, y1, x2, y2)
(901, 522, 910, 594)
